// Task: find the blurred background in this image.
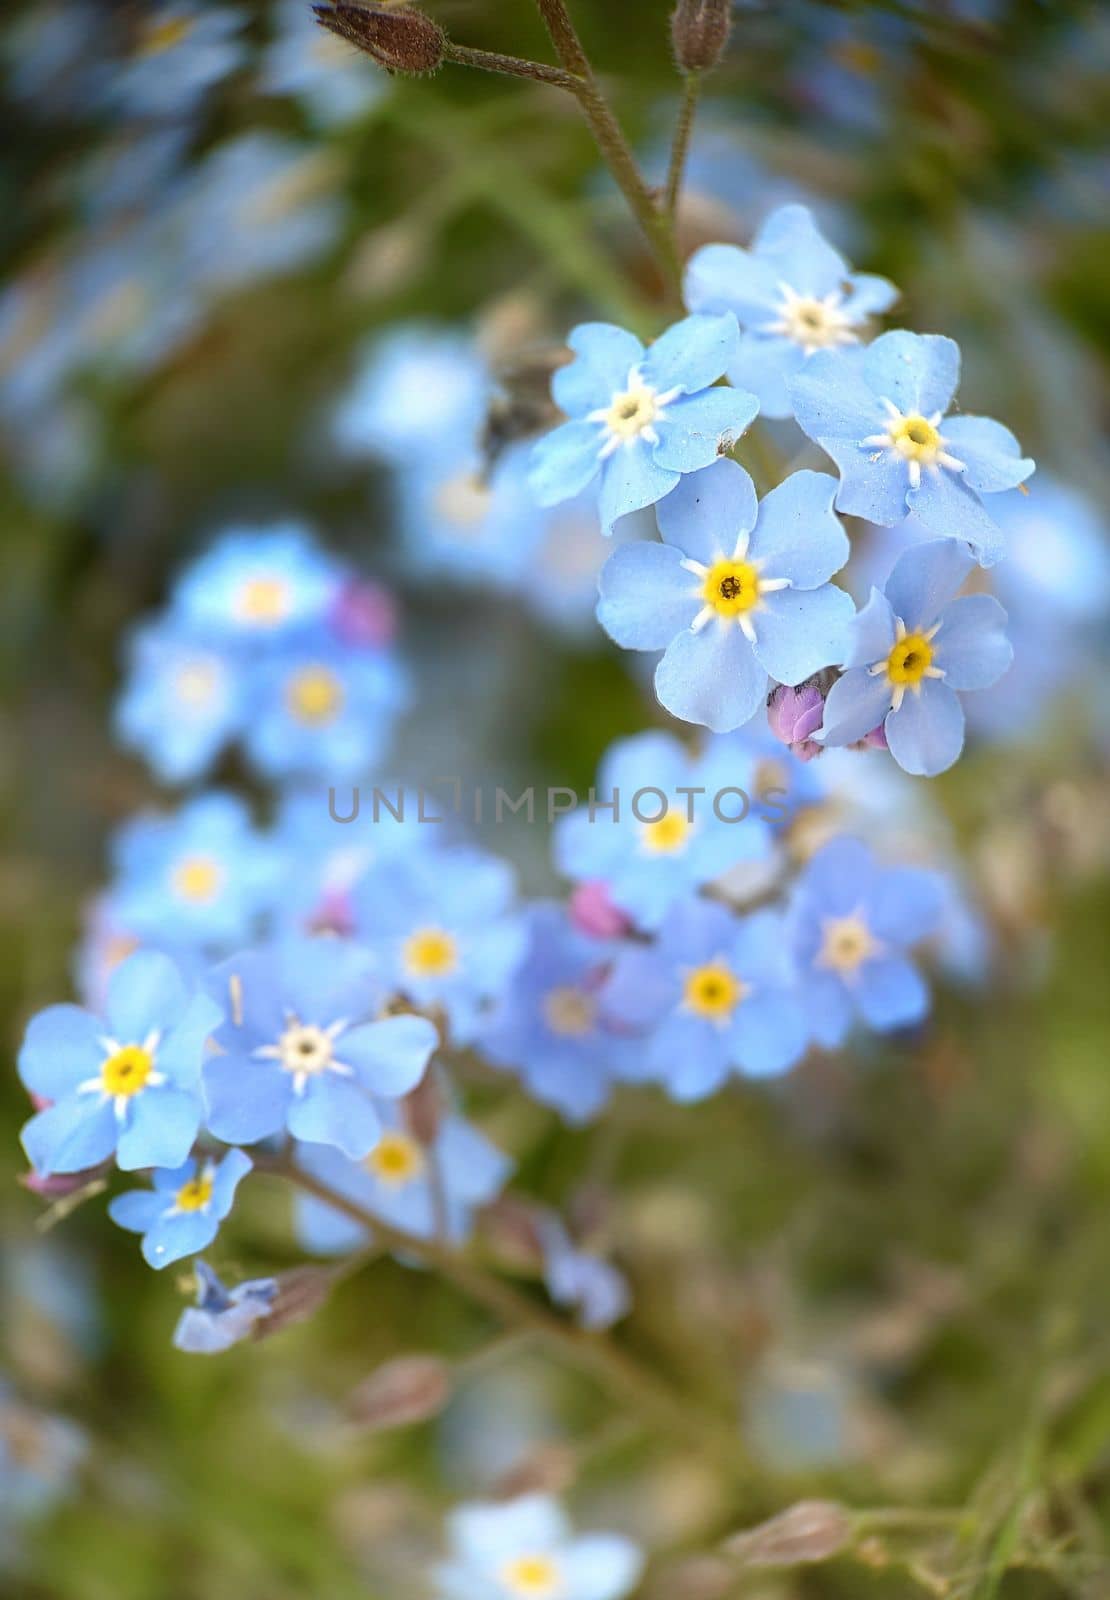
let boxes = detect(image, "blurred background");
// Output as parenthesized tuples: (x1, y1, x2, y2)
(1, 2, 1108, 1596)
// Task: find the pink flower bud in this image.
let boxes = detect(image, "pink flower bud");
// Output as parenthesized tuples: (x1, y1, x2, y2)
(568, 880, 633, 940)
(767, 682, 825, 762)
(330, 579, 397, 648)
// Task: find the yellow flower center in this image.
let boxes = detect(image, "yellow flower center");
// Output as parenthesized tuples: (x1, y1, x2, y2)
(434, 471, 493, 531)
(174, 1172, 215, 1213)
(138, 16, 195, 56)
(817, 913, 879, 975)
(365, 1132, 425, 1187)
(890, 413, 941, 460)
(641, 811, 692, 854)
(499, 1554, 563, 1599)
(702, 558, 762, 616)
(101, 1044, 155, 1098)
(174, 660, 220, 707)
(402, 927, 459, 979)
(604, 383, 658, 440)
(543, 986, 596, 1037)
(286, 666, 344, 725)
(171, 854, 224, 904)
(683, 962, 745, 1021)
(235, 575, 291, 625)
(885, 631, 935, 687)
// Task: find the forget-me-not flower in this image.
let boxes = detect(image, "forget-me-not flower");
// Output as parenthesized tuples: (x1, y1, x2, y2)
(115, 621, 245, 785)
(604, 898, 808, 1098)
(787, 838, 944, 1047)
(821, 538, 1012, 775)
(790, 330, 1034, 564)
(173, 1261, 278, 1354)
(107, 4, 246, 120)
(19, 951, 216, 1176)
(203, 938, 437, 1158)
(530, 313, 758, 534)
(435, 1494, 643, 1600)
(599, 459, 853, 732)
(171, 524, 344, 642)
(685, 205, 898, 417)
(538, 1215, 630, 1331)
(108, 1148, 252, 1269)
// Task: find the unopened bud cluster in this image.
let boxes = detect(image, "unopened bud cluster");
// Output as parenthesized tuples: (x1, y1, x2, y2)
(313, 3, 445, 75)
(670, 0, 733, 73)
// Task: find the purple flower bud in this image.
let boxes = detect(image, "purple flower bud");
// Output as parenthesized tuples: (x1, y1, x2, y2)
(862, 722, 888, 750)
(330, 579, 397, 648)
(569, 880, 633, 940)
(767, 682, 825, 763)
(21, 1164, 105, 1199)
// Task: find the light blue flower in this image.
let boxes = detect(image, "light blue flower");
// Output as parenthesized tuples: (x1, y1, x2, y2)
(242, 628, 409, 782)
(479, 905, 637, 1124)
(786, 838, 944, 1048)
(684, 205, 898, 417)
(790, 330, 1034, 564)
(172, 1261, 277, 1354)
(107, 4, 247, 120)
(603, 897, 808, 1098)
(599, 460, 853, 731)
(109, 793, 283, 955)
(262, 0, 384, 127)
(203, 938, 437, 1158)
(553, 731, 773, 931)
(292, 1104, 512, 1254)
(538, 1216, 630, 1331)
(435, 1494, 643, 1600)
(108, 1148, 252, 1269)
(350, 849, 524, 1046)
(821, 539, 1012, 775)
(115, 621, 245, 785)
(0, 1386, 86, 1531)
(170, 524, 345, 643)
(530, 314, 758, 534)
(333, 323, 488, 468)
(19, 952, 216, 1176)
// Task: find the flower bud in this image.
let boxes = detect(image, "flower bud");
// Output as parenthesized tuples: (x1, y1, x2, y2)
(670, 0, 732, 74)
(312, 4, 445, 75)
(568, 879, 633, 939)
(767, 681, 825, 763)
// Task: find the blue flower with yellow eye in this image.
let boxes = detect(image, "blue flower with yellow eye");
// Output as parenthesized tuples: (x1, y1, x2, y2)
(790, 330, 1034, 564)
(173, 1261, 278, 1354)
(115, 620, 245, 785)
(292, 1104, 512, 1254)
(685, 205, 898, 418)
(436, 1494, 643, 1600)
(19, 951, 216, 1177)
(202, 938, 437, 1158)
(599, 459, 853, 732)
(107, 4, 247, 120)
(108, 1148, 251, 1269)
(109, 792, 283, 956)
(263, 0, 384, 128)
(171, 524, 344, 643)
(243, 629, 409, 782)
(530, 314, 758, 534)
(603, 897, 808, 1099)
(786, 837, 944, 1048)
(821, 539, 1012, 775)
(553, 731, 773, 932)
(350, 848, 524, 1046)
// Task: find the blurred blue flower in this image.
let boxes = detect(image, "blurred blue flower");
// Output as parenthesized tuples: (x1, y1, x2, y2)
(685, 206, 898, 417)
(554, 731, 773, 931)
(604, 897, 808, 1098)
(530, 314, 758, 534)
(171, 523, 345, 642)
(108, 1148, 252, 1269)
(292, 1104, 512, 1254)
(107, 3, 246, 119)
(790, 330, 1034, 564)
(19, 951, 216, 1176)
(263, 0, 385, 127)
(1, 0, 99, 117)
(0, 1387, 86, 1534)
(109, 793, 282, 955)
(436, 1494, 643, 1600)
(786, 838, 944, 1047)
(334, 323, 488, 467)
(115, 622, 245, 785)
(203, 938, 437, 1158)
(538, 1216, 630, 1331)
(173, 1260, 278, 1354)
(599, 460, 853, 731)
(480, 905, 636, 1124)
(821, 539, 1012, 775)
(350, 848, 524, 1046)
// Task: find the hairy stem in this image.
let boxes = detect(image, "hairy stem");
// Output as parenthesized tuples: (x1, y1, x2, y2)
(442, 43, 583, 92)
(665, 74, 701, 218)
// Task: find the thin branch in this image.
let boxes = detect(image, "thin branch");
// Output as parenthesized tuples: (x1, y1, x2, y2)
(442, 43, 583, 92)
(533, 0, 591, 78)
(665, 74, 701, 218)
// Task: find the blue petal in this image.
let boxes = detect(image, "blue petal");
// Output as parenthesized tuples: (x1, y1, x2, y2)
(751, 584, 856, 685)
(885, 678, 966, 776)
(108, 1190, 165, 1234)
(748, 470, 848, 588)
(829, 439, 910, 525)
(934, 595, 1012, 690)
(651, 386, 758, 474)
(18, 1005, 103, 1101)
(286, 1074, 381, 1157)
(561, 1535, 644, 1600)
(751, 204, 848, 296)
(730, 990, 808, 1078)
(820, 667, 894, 745)
(158, 992, 223, 1090)
(551, 322, 644, 415)
(106, 951, 189, 1042)
(650, 1015, 731, 1100)
(601, 947, 676, 1030)
(855, 956, 930, 1031)
(203, 1053, 291, 1145)
(868, 867, 945, 945)
(728, 335, 801, 420)
(790, 349, 886, 442)
(806, 972, 854, 1048)
(116, 1087, 201, 1171)
(656, 458, 758, 564)
(844, 587, 897, 668)
(642, 312, 738, 394)
(210, 1148, 253, 1220)
(529, 420, 602, 507)
(338, 1014, 437, 1097)
(597, 444, 677, 535)
(862, 331, 960, 417)
(842, 273, 899, 317)
(884, 537, 975, 630)
(596, 543, 701, 650)
(22, 1099, 118, 1177)
(142, 1210, 219, 1270)
(942, 415, 1034, 494)
(684, 241, 782, 325)
(655, 622, 767, 732)
(906, 469, 1005, 566)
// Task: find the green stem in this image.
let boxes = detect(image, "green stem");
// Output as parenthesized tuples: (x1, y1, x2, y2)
(665, 74, 701, 218)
